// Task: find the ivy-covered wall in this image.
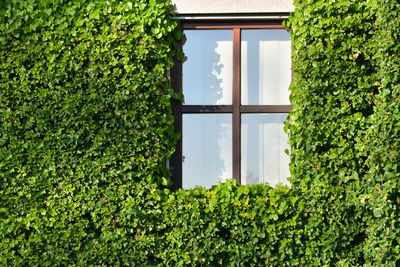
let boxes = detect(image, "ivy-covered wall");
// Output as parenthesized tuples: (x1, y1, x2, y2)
(287, 0, 378, 264)
(0, 0, 179, 264)
(363, 0, 400, 263)
(0, 0, 399, 265)
(287, 0, 400, 264)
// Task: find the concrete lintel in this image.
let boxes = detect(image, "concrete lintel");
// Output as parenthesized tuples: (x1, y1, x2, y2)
(171, 0, 294, 15)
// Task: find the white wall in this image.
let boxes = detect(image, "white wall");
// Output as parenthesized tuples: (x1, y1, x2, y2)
(171, 0, 294, 14)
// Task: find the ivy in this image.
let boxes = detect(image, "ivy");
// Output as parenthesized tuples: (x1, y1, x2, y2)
(0, 0, 399, 265)
(362, 0, 400, 263)
(0, 0, 179, 265)
(287, 0, 400, 264)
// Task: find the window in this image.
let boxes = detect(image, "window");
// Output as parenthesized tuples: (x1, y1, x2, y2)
(170, 21, 292, 190)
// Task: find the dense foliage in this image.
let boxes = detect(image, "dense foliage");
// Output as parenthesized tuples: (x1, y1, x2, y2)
(0, 0, 179, 264)
(362, 0, 400, 263)
(0, 0, 399, 265)
(287, 0, 378, 264)
(287, 0, 399, 264)
(156, 181, 301, 265)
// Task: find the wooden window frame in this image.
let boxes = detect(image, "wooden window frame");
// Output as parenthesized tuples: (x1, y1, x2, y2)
(170, 20, 292, 190)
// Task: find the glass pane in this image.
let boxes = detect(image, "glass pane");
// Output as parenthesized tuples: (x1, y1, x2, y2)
(183, 30, 233, 105)
(241, 29, 291, 105)
(182, 114, 232, 189)
(241, 114, 290, 186)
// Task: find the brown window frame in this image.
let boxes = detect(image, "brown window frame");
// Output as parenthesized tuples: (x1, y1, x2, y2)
(170, 20, 292, 190)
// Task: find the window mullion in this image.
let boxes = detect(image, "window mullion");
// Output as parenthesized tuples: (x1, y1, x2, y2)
(182, 105, 233, 113)
(232, 28, 241, 184)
